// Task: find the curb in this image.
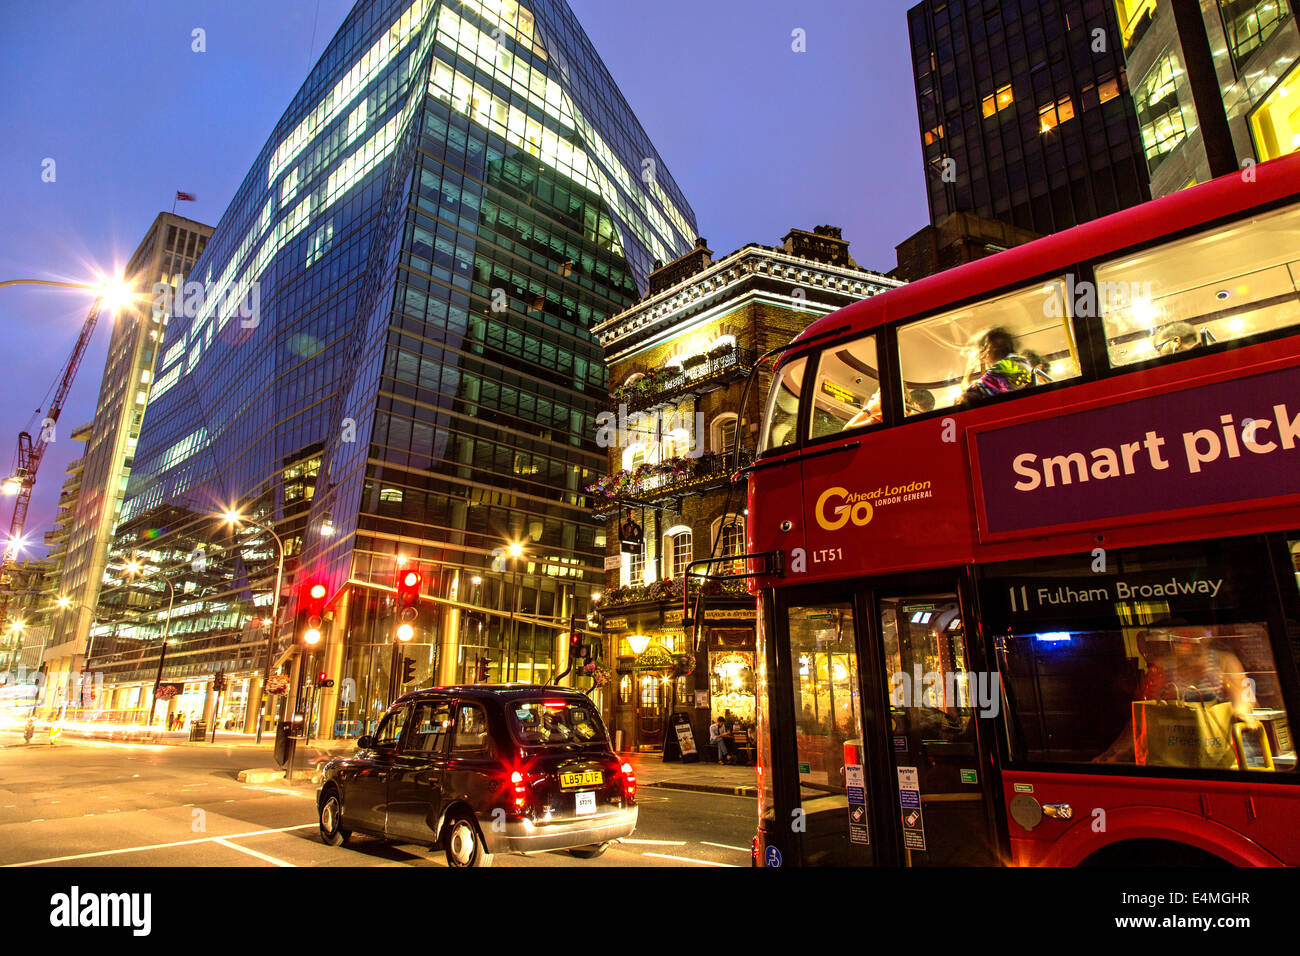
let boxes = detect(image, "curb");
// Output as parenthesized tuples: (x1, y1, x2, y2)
(644, 781, 757, 797)
(237, 768, 321, 785)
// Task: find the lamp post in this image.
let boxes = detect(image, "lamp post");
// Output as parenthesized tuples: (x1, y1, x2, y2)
(122, 559, 175, 730)
(221, 509, 286, 744)
(506, 541, 525, 682)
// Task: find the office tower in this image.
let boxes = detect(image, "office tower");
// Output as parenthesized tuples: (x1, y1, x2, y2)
(46, 214, 211, 691)
(908, 0, 1152, 235)
(89, 0, 696, 737)
(1113, 0, 1300, 196)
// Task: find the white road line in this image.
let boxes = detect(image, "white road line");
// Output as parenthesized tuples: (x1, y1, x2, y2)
(701, 841, 750, 853)
(214, 838, 295, 867)
(620, 838, 687, 846)
(4, 824, 315, 867)
(642, 852, 738, 867)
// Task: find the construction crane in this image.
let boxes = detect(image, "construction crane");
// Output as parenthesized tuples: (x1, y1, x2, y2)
(0, 298, 108, 627)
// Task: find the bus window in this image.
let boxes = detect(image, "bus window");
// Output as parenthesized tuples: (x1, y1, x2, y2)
(895, 279, 1081, 416)
(807, 334, 881, 438)
(760, 356, 806, 451)
(1097, 200, 1300, 367)
(998, 622, 1295, 771)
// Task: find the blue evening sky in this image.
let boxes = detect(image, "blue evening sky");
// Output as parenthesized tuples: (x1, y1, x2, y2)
(0, 0, 924, 552)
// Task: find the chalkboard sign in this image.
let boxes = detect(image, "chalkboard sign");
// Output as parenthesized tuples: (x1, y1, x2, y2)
(188, 720, 207, 742)
(663, 711, 699, 763)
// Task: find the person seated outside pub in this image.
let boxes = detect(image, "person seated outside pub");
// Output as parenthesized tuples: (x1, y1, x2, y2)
(710, 716, 733, 764)
(958, 327, 1033, 406)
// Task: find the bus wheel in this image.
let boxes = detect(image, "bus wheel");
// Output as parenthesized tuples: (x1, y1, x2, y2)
(1080, 839, 1230, 868)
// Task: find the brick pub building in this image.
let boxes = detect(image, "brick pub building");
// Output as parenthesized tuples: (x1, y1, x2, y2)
(588, 228, 900, 755)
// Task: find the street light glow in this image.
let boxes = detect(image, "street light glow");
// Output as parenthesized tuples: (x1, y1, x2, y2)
(1, 476, 20, 495)
(98, 277, 133, 312)
(56, 596, 71, 609)
(124, 559, 142, 576)
(508, 541, 523, 559)
(221, 508, 242, 525)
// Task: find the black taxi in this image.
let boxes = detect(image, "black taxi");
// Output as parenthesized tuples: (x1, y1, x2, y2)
(317, 684, 637, 866)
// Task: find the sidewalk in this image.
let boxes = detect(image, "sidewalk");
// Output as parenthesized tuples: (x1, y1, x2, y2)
(621, 754, 758, 797)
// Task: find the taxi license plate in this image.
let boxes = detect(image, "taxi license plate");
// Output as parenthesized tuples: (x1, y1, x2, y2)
(560, 770, 603, 790)
(575, 791, 597, 815)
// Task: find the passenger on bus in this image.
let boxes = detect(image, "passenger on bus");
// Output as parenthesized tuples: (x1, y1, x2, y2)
(957, 327, 1033, 405)
(842, 389, 882, 430)
(904, 387, 935, 415)
(1152, 321, 1200, 355)
(1022, 350, 1054, 385)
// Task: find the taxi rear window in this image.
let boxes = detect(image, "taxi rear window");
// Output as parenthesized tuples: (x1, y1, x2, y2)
(509, 699, 607, 747)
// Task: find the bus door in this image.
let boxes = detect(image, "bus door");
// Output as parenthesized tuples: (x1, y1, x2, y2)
(871, 588, 1004, 865)
(776, 598, 880, 865)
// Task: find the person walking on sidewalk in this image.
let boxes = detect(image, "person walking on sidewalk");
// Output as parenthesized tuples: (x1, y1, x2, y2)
(710, 716, 732, 764)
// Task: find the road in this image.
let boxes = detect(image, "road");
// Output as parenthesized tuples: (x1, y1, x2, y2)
(0, 733, 755, 868)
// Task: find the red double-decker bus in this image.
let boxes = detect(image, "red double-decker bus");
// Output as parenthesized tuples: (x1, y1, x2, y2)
(742, 153, 1300, 867)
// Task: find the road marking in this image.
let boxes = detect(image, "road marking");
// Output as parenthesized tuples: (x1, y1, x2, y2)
(4, 824, 315, 867)
(620, 838, 687, 846)
(701, 841, 750, 853)
(642, 852, 738, 867)
(214, 838, 295, 867)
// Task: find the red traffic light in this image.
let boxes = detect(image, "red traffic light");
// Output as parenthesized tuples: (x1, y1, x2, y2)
(309, 583, 327, 601)
(300, 580, 328, 645)
(400, 569, 420, 589)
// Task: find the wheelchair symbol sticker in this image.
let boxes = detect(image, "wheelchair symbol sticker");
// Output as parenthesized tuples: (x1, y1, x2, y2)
(765, 845, 782, 867)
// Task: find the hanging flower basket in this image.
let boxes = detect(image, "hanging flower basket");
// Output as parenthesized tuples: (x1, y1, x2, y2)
(266, 674, 290, 696)
(671, 654, 695, 678)
(154, 684, 178, 701)
(582, 661, 611, 687)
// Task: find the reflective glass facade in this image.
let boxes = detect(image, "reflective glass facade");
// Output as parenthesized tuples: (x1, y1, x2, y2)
(909, 0, 1151, 233)
(88, 0, 695, 735)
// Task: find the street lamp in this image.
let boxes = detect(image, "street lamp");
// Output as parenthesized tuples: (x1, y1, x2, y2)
(506, 540, 526, 682)
(221, 508, 286, 743)
(0, 276, 136, 309)
(121, 560, 175, 730)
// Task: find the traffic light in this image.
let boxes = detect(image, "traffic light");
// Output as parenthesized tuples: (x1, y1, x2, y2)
(212, 671, 227, 693)
(474, 655, 489, 682)
(395, 566, 421, 641)
(569, 631, 591, 660)
(299, 580, 328, 645)
(317, 671, 335, 689)
(400, 657, 416, 684)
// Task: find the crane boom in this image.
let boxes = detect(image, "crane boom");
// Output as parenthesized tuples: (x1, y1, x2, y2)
(1, 300, 106, 625)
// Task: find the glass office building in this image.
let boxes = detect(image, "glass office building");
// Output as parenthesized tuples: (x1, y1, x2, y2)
(88, 0, 696, 736)
(908, 0, 1152, 234)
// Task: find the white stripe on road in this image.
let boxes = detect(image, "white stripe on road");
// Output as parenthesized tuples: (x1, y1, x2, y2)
(214, 838, 295, 867)
(620, 838, 686, 846)
(642, 852, 738, 867)
(700, 841, 750, 853)
(4, 824, 315, 867)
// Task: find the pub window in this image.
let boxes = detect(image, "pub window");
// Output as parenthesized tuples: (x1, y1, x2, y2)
(807, 333, 881, 438)
(666, 527, 692, 580)
(713, 515, 746, 575)
(760, 356, 806, 451)
(896, 279, 1081, 416)
(1096, 200, 1300, 367)
(712, 413, 738, 457)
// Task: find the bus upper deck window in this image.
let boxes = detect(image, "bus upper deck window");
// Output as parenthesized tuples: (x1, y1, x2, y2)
(761, 356, 806, 451)
(807, 334, 880, 439)
(896, 279, 1082, 416)
(1097, 201, 1300, 367)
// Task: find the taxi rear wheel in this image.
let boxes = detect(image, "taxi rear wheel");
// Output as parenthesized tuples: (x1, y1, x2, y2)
(567, 842, 610, 859)
(319, 790, 351, 847)
(444, 813, 493, 867)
